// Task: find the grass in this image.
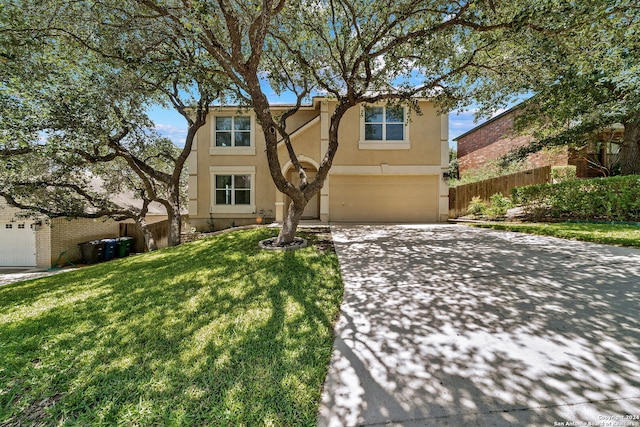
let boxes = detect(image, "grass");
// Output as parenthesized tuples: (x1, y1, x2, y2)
(0, 228, 343, 426)
(469, 221, 640, 247)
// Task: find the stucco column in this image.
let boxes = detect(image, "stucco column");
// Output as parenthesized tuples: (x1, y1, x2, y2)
(439, 114, 450, 222)
(320, 100, 330, 223)
(188, 132, 199, 217)
(275, 193, 285, 222)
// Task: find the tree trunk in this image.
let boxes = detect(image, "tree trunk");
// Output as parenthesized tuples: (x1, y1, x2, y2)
(620, 120, 640, 175)
(136, 217, 158, 252)
(167, 207, 182, 246)
(165, 186, 182, 246)
(276, 200, 305, 245)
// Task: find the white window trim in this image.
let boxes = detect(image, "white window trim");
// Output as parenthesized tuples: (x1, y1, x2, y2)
(359, 104, 411, 150)
(209, 166, 256, 214)
(209, 113, 256, 155)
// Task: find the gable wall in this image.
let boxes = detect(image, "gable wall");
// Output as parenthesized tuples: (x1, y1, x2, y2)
(331, 101, 443, 166)
(457, 110, 519, 158)
(457, 110, 570, 173)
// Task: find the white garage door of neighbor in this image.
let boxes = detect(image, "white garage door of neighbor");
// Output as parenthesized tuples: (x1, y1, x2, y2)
(329, 175, 439, 222)
(0, 223, 37, 266)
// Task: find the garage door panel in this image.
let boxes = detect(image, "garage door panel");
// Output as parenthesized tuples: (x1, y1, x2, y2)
(329, 175, 438, 222)
(0, 223, 36, 266)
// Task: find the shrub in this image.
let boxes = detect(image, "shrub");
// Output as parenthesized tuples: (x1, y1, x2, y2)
(467, 196, 487, 218)
(551, 165, 577, 183)
(466, 193, 513, 219)
(486, 193, 513, 219)
(511, 175, 640, 221)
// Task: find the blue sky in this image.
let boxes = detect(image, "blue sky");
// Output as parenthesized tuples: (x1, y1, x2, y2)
(148, 97, 490, 151)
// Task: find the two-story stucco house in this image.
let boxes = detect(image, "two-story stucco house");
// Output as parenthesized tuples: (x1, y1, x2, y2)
(187, 97, 449, 230)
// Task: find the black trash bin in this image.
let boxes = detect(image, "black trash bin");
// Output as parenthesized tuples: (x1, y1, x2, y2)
(101, 238, 117, 261)
(116, 237, 134, 258)
(78, 240, 105, 264)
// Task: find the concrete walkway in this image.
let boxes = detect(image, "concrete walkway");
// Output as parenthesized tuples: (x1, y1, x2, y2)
(318, 224, 640, 426)
(0, 267, 69, 287)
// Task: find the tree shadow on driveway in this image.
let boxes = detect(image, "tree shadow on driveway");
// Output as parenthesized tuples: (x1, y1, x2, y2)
(319, 224, 640, 426)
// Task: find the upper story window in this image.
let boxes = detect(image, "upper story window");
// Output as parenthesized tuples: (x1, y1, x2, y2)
(215, 116, 251, 147)
(364, 106, 405, 141)
(360, 105, 410, 150)
(210, 114, 256, 155)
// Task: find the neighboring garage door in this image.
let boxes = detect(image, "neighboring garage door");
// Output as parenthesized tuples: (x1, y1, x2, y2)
(329, 175, 439, 222)
(0, 223, 36, 266)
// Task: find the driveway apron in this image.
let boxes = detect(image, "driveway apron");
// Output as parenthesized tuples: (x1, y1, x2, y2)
(318, 224, 640, 426)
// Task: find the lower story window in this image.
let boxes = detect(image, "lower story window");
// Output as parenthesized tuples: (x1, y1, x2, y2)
(215, 174, 251, 205)
(209, 165, 255, 214)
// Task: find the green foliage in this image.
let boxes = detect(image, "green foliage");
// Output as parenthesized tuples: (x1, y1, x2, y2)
(467, 193, 513, 219)
(463, 0, 640, 175)
(486, 193, 513, 219)
(448, 148, 459, 180)
(467, 196, 487, 218)
(449, 158, 533, 187)
(0, 228, 343, 426)
(551, 165, 577, 183)
(471, 222, 640, 248)
(512, 175, 640, 221)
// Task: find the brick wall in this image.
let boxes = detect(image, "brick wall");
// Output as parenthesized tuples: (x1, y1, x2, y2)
(457, 110, 521, 158)
(50, 217, 126, 265)
(457, 110, 570, 173)
(35, 225, 51, 267)
(0, 199, 25, 223)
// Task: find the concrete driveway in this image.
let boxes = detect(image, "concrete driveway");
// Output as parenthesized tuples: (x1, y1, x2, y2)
(318, 224, 640, 426)
(0, 267, 68, 287)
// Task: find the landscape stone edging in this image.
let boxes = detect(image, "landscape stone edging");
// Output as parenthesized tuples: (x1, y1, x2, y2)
(258, 237, 308, 251)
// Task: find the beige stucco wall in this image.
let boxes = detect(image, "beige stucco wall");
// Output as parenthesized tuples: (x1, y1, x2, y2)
(189, 106, 321, 231)
(330, 101, 443, 166)
(189, 98, 449, 228)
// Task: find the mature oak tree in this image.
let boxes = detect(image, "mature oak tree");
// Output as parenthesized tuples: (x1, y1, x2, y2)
(460, 0, 640, 175)
(3, 0, 602, 247)
(131, 0, 575, 244)
(0, 0, 224, 248)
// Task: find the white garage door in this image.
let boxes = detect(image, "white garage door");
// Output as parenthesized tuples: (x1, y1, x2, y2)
(329, 175, 439, 222)
(0, 223, 36, 266)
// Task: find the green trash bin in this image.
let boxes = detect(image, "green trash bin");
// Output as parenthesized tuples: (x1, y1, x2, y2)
(116, 237, 134, 257)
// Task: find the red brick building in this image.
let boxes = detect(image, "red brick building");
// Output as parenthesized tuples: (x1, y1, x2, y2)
(455, 107, 617, 177)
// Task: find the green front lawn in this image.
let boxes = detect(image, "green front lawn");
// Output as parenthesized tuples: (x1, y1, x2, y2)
(0, 228, 343, 426)
(469, 221, 640, 247)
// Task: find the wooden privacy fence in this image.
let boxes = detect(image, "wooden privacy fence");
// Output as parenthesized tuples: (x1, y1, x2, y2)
(449, 165, 551, 218)
(119, 220, 169, 253)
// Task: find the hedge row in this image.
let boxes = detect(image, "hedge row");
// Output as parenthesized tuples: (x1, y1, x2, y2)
(511, 175, 640, 221)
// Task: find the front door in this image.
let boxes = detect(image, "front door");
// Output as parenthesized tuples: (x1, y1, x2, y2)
(288, 168, 319, 219)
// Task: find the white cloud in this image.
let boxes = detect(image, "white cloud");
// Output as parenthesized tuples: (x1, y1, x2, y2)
(155, 123, 188, 147)
(490, 108, 508, 118)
